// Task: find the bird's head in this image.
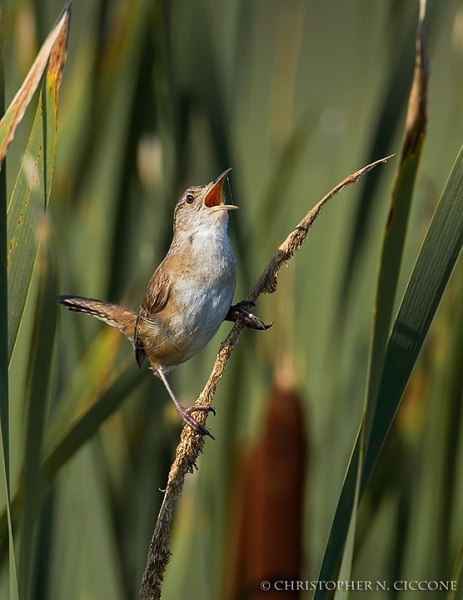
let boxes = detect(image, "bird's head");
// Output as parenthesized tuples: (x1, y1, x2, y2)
(173, 169, 238, 237)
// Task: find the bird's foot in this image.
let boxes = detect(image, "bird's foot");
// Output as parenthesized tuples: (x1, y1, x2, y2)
(177, 404, 216, 440)
(226, 300, 273, 330)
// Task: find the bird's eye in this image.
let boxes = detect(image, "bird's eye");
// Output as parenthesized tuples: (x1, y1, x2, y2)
(185, 194, 194, 204)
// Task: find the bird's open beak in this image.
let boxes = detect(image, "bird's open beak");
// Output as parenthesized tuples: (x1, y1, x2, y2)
(204, 168, 239, 211)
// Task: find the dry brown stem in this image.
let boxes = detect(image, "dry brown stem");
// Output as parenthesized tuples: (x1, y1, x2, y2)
(139, 155, 393, 600)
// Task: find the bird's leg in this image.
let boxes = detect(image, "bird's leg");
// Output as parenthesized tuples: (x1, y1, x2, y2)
(156, 367, 216, 440)
(225, 300, 273, 330)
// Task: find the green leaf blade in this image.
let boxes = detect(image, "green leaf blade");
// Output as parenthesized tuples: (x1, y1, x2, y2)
(316, 140, 463, 593)
(18, 232, 57, 600)
(363, 145, 463, 484)
(0, 5, 70, 166)
(6, 9, 70, 361)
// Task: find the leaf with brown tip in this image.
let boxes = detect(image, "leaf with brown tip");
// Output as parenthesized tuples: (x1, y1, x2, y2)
(0, 4, 71, 165)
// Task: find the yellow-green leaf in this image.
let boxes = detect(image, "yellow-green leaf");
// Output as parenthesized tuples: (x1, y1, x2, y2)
(6, 6, 70, 360)
(0, 5, 70, 165)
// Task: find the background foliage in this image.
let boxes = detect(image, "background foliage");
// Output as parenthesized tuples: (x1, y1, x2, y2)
(2, 0, 463, 599)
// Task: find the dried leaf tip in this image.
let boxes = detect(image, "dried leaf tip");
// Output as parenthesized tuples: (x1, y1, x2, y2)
(47, 6, 72, 85)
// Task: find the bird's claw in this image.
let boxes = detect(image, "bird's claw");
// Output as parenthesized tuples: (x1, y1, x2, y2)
(185, 404, 216, 417)
(179, 404, 216, 439)
(226, 301, 273, 331)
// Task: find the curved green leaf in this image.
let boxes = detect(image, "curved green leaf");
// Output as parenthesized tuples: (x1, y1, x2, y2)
(317, 3, 428, 591)
(0, 5, 70, 165)
(6, 7, 70, 360)
(0, 331, 145, 565)
(317, 139, 463, 590)
(42, 353, 146, 483)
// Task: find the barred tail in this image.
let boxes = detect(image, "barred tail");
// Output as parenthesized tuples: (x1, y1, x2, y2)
(58, 295, 137, 341)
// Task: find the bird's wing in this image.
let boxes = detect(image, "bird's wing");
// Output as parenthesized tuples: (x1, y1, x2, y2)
(134, 267, 171, 368)
(140, 267, 172, 315)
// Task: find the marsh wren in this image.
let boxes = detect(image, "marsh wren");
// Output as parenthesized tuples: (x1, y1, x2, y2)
(59, 169, 270, 438)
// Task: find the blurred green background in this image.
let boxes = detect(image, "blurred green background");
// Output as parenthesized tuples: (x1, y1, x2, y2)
(2, 0, 463, 598)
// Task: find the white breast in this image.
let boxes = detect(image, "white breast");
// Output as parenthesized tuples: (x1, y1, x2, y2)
(169, 219, 237, 363)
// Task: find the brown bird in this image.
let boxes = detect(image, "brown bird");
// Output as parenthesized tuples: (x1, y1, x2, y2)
(59, 169, 270, 438)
